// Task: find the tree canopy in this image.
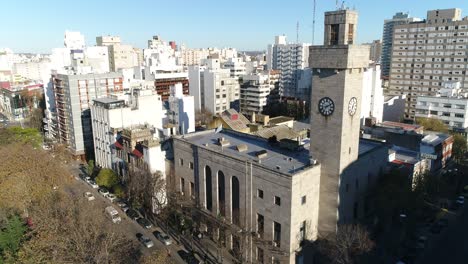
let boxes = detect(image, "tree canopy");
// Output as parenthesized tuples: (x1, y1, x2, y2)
(416, 117, 448, 133)
(452, 134, 467, 164)
(0, 127, 42, 148)
(96, 168, 119, 189)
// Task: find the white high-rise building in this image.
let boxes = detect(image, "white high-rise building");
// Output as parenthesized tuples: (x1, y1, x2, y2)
(240, 72, 271, 115)
(167, 83, 195, 135)
(266, 36, 310, 99)
(91, 89, 164, 169)
(64, 31, 85, 50)
(361, 64, 384, 125)
(223, 58, 246, 79)
(188, 59, 240, 115)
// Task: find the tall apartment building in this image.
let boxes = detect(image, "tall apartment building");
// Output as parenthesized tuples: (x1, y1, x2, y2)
(167, 83, 195, 135)
(96, 35, 140, 71)
(223, 58, 246, 79)
(381, 12, 421, 79)
(361, 64, 384, 125)
(416, 81, 468, 129)
(368, 39, 382, 63)
(188, 59, 240, 115)
(387, 8, 468, 120)
(266, 36, 310, 100)
(52, 72, 123, 159)
(240, 73, 271, 115)
(90, 89, 164, 170)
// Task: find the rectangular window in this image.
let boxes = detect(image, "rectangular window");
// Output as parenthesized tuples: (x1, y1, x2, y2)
(179, 158, 184, 166)
(301, 196, 307, 205)
(189, 161, 194, 170)
(180, 178, 185, 195)
(257, 247, 264, 263)
(190, 182, 195, 198)
(355, 179, 359, 190)
(300, 221, 307, 241)
(330, 24, 339, 45)
(274, 196, 281, 206)
(455, 113, 464, 118)
(257, 189, 264, 199)
(348, 24, 354, 44)
(257, 213, 264, 238)
(273, 222, 281, 247)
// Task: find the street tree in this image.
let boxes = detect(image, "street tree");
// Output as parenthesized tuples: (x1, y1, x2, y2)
(96, 168, 119, 189)
(318, 224, 374, 264)
(87, 159, 95, 176)
(195, 108, 214, 127)
(452, 134, 467, 164)
(127, 168, 166, 216)
(416, 117, 449, 133)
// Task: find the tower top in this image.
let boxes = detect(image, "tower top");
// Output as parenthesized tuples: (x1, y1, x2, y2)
(323, 9, 358, 46)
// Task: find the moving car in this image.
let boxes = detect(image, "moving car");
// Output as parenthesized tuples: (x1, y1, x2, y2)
(98, 188, 110, 197)
(84, 192, 95, 201)
(137, 218, 153, 229)
(136, 233, 154, 248)
(153, 230, 172, 245)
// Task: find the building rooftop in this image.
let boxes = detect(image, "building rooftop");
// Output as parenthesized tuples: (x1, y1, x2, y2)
(182, 129, 311, 175)
(421, 133, 451, 146)
(253, 125, 301, 141)
(94, 97, 124, 104)
(269, 116, 294, 125)
(358, 139, 382, 157)
(219, 109, 251, 131)
(380, 121, 423, 132)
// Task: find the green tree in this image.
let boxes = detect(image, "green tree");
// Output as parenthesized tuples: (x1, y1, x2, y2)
(416, 117, 448, 133)
(0, 215, 27, 262)
(112, 184, 125, 198)
(28, 109, 44, 132)
(452, 134, 467, 164)
(95, 168, 119, 189)
(87, 160, 95, 176)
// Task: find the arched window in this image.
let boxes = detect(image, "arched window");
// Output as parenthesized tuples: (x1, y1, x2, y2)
(218, 171, 225, 216)
(232, 176, 240, 225)
(205, 166, 212, 211)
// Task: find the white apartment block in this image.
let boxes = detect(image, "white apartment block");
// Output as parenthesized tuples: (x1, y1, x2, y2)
(416, 82, 468, 128)
(266, 36, 310, 99)
(12, 60, 51, 81)
(96, 35, 121, 46)
(144, 36, 182, 73)
(361, 64, 384, 125)
(180, 47, 210, 66)
(223, 57, 246, 79)
(167, 83, 195, 135)
(240, 73, 271, 115)
(91, 89, 164, 169)
(108, 44, 140, 71)
(387, 8, 468, 120)
(188, 59, 240, 115)
(64, 30, 85, 50)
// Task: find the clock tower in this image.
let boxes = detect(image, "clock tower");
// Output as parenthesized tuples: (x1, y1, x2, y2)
(309, 9, 370, 234)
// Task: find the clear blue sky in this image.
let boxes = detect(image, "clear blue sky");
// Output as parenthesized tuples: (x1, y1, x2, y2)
(2, 0, 468, 53)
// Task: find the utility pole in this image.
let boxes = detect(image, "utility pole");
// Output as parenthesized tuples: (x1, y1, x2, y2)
(312, 0, 316, 45)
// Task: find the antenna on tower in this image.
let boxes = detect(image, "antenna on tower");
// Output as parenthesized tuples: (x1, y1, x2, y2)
(312, 0, 316, 45)
(296, 21, 300, 43)
(336, 0, 339, 10)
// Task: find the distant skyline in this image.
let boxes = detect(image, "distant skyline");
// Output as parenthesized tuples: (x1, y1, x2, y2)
(2, 0, 468, 53)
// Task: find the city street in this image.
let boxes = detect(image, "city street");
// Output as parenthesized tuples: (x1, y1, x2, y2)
(67, 162, 187, 264)
(419, 204, 468, 264)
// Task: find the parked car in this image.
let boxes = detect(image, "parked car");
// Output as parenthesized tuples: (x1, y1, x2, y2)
(456, 196, 465, 205)
(126, 209, 140, 220)
(137, 218, 153, 229)
(116, 201, 130, 212)
(177, 250, 200, 264)
(107, 193, 118, 203)
(136, 233, 154, 248)
(88, 180, 99, 189)
(98, 188, 110, 197)
(84, 176, 91, 183)
(84, 192, 95, 201)
(153, 230, 172, 245)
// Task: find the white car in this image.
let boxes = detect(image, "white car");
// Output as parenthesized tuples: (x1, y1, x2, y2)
(456, 196, 465, 205)
(107, 193, 118, 203)
(88, 180, 99, 189)
(84, 192, 95, 201)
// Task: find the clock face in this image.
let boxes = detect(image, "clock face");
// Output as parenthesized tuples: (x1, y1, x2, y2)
(348, 97, 358, 116)
(318, 97, 335, 116)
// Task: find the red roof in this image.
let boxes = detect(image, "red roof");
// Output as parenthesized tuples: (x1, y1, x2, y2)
(114, 141, 123, 149)
(0, 81, 11, 90)
(132, 149, 143, 158)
